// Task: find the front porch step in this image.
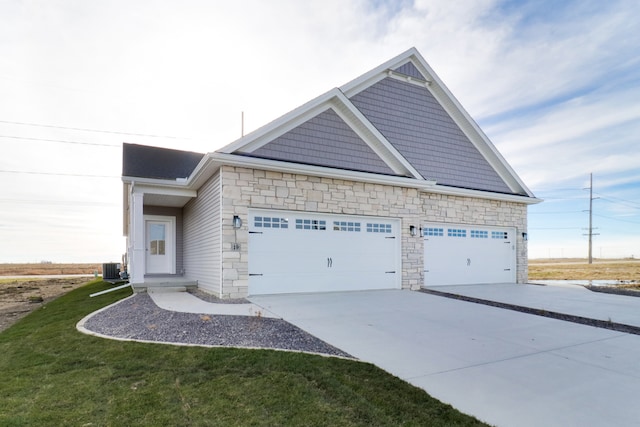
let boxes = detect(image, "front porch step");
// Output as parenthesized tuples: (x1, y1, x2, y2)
(147, 286, 189, 293)
(131, 278, 198, 293)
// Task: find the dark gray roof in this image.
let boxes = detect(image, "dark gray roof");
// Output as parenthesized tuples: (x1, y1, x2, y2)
(122, 143, 204, 180)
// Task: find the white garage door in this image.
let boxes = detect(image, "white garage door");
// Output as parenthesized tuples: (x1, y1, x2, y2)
(248, 210, 400, 295)
(423, 222, 516, 286)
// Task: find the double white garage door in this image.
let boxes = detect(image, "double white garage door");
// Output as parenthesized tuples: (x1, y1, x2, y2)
(247, 210, 516, 295)
(248, 210, 400, 295)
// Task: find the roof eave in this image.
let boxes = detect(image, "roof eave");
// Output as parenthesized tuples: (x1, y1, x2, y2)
(427, 185, 542, 205)
(208, 153, 541, 204)
(210, 152, 436, 189)
(124, 153, 541, 206)
(121, 175, 189, 188)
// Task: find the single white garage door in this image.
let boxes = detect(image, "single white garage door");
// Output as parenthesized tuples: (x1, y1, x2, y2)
(423, 222, 516, 286)
(248, 209, 400, 295)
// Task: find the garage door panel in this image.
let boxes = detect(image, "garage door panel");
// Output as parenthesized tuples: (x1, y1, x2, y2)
(424, 223, 515, 286)
(248, 210, 400, 295)
(331, 233, 397, 272)
(250, 234, 328, 278)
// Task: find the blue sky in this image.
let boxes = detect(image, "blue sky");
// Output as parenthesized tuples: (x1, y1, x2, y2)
(0, 0, 638, 262)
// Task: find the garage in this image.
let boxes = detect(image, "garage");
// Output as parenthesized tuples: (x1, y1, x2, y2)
(248, 209, 401, 295)
(423, 222, 516, 286)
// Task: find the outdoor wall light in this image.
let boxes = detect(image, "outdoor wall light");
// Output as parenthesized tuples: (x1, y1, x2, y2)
(522, 232, 528, 241)
(232, 215, 242, 229)
(409, 225, 417, 237)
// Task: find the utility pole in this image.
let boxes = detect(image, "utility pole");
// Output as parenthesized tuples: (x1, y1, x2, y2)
(584, 173, 599, 264)
(588, 173, 594, 264)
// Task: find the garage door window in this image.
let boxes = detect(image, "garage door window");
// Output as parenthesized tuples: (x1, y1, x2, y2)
(254, 216, 289, 229)
(423, 227, 443, 236)
(334, 221, 361, 232)
(366, 223, 392, 233)
(296, 219, 326, 231)
(448, 228, 467, 237)
(471, 230, 488, 238)
(492, 231, 508, 239)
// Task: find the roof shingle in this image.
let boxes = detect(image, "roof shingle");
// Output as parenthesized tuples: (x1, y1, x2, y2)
(122, 143, 204, 180)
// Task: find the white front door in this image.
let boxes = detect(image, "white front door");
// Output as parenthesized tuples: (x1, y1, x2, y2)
(145, 216, 175, 274)
(423, 223, 516, 286)
(248, 210, 400, 295)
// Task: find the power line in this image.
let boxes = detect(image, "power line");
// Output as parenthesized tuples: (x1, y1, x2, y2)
(529, 211, 584, 214)
(0, 170, 119, 178)
(529, 227, 583, 230)
(536, 196, 585, 201)
(0, 119, 190, 140)
(0, 198, 118, 207)
(595, 194, 640, 210)
(0, 134, 120, 147)
(534, 187, 582, 193)
(593, 213, 640, 225)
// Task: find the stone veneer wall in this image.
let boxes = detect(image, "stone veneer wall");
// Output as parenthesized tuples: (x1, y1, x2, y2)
(219, 165, 528, 298)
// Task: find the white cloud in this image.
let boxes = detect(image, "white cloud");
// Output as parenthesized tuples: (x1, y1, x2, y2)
(1, 0, 639, 262)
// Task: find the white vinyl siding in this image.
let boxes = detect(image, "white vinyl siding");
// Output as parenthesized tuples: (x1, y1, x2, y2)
(183, 171, 221, 294)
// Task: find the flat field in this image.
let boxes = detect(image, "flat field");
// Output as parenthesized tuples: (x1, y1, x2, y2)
(0, 263, 101, 276)
(528, 258, 640, 281)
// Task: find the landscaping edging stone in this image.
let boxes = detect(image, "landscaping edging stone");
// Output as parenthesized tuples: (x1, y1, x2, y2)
(584, 285, 640, 298)
(419, 288, 640, 336)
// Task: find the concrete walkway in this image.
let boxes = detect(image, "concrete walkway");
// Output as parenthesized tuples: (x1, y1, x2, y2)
(147, 288, 278, 318)
(249, 285, 640, 427)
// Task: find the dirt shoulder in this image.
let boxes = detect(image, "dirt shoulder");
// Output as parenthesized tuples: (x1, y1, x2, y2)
(0, 277, 92, 333)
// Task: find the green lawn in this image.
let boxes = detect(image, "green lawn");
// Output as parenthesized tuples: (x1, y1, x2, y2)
(0, 280, 487, 426)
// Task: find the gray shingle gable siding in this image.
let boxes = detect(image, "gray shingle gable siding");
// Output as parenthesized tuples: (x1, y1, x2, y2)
(349, 77, 513, 193)
(394, 62, 425, 80)
(249, 108, 395, 175)
(123, 143, 204, 180)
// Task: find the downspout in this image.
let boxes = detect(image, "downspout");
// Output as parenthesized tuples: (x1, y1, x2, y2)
(90, 282, 131, 297)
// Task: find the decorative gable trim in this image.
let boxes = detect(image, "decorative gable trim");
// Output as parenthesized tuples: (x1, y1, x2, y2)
(221, 88, 338, 155)
(250, 108, 395, 175)
(330, 91, 422, 179)
(386, 69, 432, 88)
(220, 88, 422, 179)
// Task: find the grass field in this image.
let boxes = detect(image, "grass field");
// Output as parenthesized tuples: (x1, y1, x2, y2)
(0, 263, 101, 276)
(528, 258, 640, 281)
(0, 280, 486, 426)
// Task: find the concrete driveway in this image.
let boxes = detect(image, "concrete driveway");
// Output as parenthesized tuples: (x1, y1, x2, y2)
(250, 286, 640, 427)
